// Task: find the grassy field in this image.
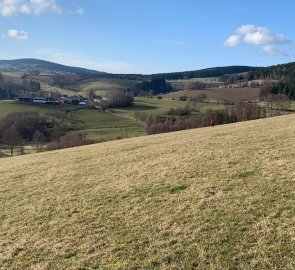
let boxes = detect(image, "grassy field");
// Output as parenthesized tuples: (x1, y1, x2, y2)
(113, 97, 224, 119)
(168, 77, 222, 91)
(0, 101, 145, 141)
(290, 101, 295, 111)
(165, 88, 260, 102)
(63, 78, 140, 96)
(1, 71, 140, 97)
(0, 114, 294, 269)
(0, 98, 224, 142)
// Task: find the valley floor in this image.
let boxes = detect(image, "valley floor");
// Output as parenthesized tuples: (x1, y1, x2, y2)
(0, 115, 294, 269)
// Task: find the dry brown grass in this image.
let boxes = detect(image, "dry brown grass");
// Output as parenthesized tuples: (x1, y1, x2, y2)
(165, 88, 260, 102)
(0, 115, 294, 269)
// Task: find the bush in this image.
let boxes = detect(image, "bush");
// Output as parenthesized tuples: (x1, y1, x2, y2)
(0, 112, 47, 142)
(179, 95, 188, 101)
(59, 133, 84, 149)
(166, 107, 191, 116)
(147, 103, 266, 135)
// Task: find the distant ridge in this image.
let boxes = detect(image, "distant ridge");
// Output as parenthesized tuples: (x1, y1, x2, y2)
(150, 65, 262, 80)
(0, 58, 105, 75)
(0, 58, 262, 78)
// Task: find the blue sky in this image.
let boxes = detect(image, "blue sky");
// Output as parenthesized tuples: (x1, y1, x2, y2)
(0, 0, 295, 74)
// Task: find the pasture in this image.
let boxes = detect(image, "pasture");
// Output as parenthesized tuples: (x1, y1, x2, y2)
(63, 78, 140, 96)
(0, 114, 294, 269)
(168, 77, 223, 91)
(0, 101, 145, 141)
(1, 71, 140, 97)
(165, 87, 260, 102)
(113, 97, 224, 119)
(0, 97, 224, 143)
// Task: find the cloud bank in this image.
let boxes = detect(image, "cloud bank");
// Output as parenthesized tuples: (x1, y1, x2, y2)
(224, 25, 291, 56)
(0, 0, 83, 16)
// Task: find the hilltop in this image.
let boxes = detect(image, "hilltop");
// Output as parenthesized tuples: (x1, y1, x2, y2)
(0, 58, 104, 75)
(0, 114, 294, 269)
(0, 58, 260, 78)
(250, 61, 295, 80)
(150, 65, 261, 80)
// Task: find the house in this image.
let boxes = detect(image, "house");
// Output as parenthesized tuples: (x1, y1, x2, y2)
(93, 96, 109, 103)
(78, 101, 86, 106)
(19, 94, 59, 105)
(33, 97, 47, 104)
(19, 96, 33, 103)
(62, 96, 73, 104)
(62, 95, 87, 106)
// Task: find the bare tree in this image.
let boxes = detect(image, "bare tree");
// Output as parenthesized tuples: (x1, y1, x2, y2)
(33, 130, 46, 152)
(88, 89, 95, 100)
(2, 125, 21, 157)
(59, 133, 84, 149)
(266, 94, 291, 111)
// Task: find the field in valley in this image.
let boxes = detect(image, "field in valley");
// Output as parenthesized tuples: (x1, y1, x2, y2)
(0, 114, 294, 269)
(0, 100, 145, 141)
(1, 71, 140, 97)
(113, 97, 224, 118)
(63, 78, 140, 96)
(165, 87, 260, 102)
(168, 77, 222, 91)
(0, 97, 225, 144)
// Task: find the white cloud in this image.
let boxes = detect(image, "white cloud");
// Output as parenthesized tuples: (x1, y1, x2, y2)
(224, 35, 242, 47)
(224, 24, 291, 56)
(8, 29, 28, 39)
(262, 45, 289, 56)
(0, 0, 19, 16)
(0, 0, 83, 16)
(20, 0, 61, 14)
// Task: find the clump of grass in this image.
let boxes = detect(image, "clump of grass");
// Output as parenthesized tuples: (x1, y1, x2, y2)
(235, 170, 256, 179)
(168, 184, 189, 193)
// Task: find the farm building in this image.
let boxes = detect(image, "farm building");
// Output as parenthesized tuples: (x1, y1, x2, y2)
(18, 95, 58, 105)
(62, 95, 87, 106)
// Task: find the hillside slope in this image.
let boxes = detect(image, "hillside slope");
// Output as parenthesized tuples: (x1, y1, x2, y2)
(0, 58, 103, 74)
(150, 66, 261, 80)
(0, 115, 294, 269)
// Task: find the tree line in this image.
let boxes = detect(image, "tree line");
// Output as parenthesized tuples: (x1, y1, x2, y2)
(135, 78, 172, 95)
(0, 72, 41, 99)
(249, 62, 295, 81)
(259, 80, 295, 100)
(0, 112, 48, 156)
(145, 103, 266, 135)
(0, 111, 103, 157)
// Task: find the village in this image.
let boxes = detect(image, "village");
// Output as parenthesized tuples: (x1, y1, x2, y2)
(17, 91, 109, 108)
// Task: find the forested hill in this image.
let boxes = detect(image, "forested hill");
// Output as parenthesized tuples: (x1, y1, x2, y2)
(250, 62, 295, 80)
(148, 66, 261, 80)
(0, 59, 260, 79)
(0, 58, 104, 75)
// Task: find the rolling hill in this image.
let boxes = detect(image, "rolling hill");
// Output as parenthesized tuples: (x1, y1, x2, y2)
(0, 58, 104, 75)
(0, 58, 260, 78)
(0, 114, 294, 269)
(150, 66, 262, 80)
(250, 62, 295, 80)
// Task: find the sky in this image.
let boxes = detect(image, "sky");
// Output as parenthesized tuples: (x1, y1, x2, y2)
(0, 0, 295, 74)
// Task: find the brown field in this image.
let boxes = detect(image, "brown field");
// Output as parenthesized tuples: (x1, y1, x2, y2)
(165, 87, 260, 102)
(0, 114, 294, 269)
